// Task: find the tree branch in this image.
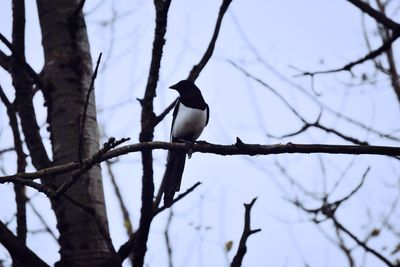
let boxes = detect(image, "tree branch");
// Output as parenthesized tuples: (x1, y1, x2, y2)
(294, 168, 394, 267)
(118, 182, 201, 263)
(187, 0, 233, 81)
(1, 31, 51, 171)
(54, 137, 129, 198)
(296, 31, 400, 77)
(2, 141, 400, 183)
(26, 198, 58, 242)
(154, 182, 201, 215)
(375, 0, 400, 105)
(0, 84, 28, 246)
(0, 33, 43, 89)
(78, 52, 102, 164)
(231, 198, 261, 267)
(333, 217, 394, 267)
(153, 98, 178, 126)
(0, 50, 10, 72)
(346, 0, 400, 31)
(0, 176, 54, 196)
(0, 220, 50, 267)
(134, 1, 172, 266)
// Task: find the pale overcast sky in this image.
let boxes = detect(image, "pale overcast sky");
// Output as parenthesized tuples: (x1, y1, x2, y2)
(1, 0, 399, 266)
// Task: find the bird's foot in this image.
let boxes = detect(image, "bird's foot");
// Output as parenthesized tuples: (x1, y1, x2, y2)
(176, 139, 194, 158)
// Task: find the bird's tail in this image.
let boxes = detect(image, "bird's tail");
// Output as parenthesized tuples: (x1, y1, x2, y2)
(163, 151, 186, 207)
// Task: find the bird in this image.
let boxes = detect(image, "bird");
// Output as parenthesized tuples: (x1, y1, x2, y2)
(163, 80, 209, 207)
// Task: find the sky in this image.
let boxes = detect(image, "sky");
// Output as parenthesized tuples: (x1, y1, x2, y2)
(1, 0, 400, 266)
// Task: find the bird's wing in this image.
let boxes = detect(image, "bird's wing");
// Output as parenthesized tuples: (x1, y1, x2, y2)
(205, 104, 210, 126)
(170, 98, 180, 140)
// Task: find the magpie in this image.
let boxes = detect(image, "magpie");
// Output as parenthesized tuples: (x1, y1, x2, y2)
(163, 80, 209, 207)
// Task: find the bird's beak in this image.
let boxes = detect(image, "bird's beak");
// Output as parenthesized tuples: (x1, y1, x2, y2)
(169, 83, 178, 90)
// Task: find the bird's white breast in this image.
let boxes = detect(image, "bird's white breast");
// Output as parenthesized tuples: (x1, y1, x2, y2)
(172, 102, 207, 141)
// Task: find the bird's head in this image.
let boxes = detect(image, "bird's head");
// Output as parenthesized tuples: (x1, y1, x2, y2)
(169, 80, 196, 93)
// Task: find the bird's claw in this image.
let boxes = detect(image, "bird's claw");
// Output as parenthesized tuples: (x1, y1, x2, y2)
(176, 139, 195, 159)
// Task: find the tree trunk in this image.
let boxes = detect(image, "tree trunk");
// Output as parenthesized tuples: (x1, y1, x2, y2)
(36, 1, 112, 266)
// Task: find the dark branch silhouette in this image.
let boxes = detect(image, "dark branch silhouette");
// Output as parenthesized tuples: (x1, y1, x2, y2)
(118, 181, 201, 263)
(294, 168, 395, 267)
(231, 198, 261, 267)
(0, 33, 43, 89)
(2, 140, 400, 187)
(0, 220, 49, 267)
(346, 0, 400, 31)
(296, 32, 400, 77)
(78, 52, 102, 164)
(0, 50, 10, 72)
(187, 0, 233, 81)
(0, 82, 28, 249)
(134, 1, 172, 266)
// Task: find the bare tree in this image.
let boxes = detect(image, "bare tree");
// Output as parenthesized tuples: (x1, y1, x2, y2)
(0, 0, 399, 267)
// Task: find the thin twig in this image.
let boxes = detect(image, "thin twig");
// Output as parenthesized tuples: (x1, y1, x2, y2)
(26, 198, 58, 242)
(293, 168, 394, 267)
(334, 218, 394, 267)
(0, 33, 43, 88)
(0, 83, 27, 244)
(267, 114, 369, 146)
(118, 182, 201, 263)
(153, 98, 178, 126)
(0, 147, 15, 155)
(155, 0, 234, 124)
(154, 182, 201, 215)
(229, 60, 400, 142)
(55, 137, 129, 198)
(187, 0, 233, 81)
(164, 210, 174, 267)
(334, 224, 355, 267)
(106, 161, 134, 234)
(78, 53, 102, 164)
(0, 176, 54, 197)
(295, 32, 400, 77)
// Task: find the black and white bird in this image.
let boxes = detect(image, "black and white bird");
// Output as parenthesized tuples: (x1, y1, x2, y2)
(163, 80, 209, 207)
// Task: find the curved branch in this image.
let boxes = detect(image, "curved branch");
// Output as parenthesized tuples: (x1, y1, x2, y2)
(187, 0, 233, 81)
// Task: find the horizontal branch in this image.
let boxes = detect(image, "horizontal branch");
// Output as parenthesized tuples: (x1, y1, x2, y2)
(1, 140, 400, 182)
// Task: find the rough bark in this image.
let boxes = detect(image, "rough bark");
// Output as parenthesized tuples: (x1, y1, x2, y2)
(36, 1, 112, 266)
